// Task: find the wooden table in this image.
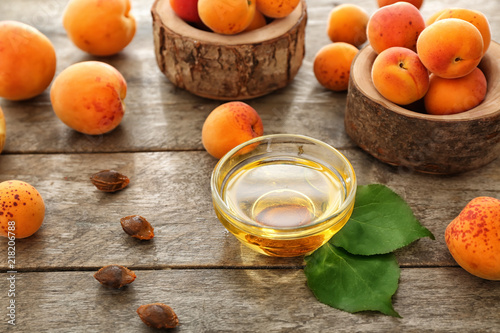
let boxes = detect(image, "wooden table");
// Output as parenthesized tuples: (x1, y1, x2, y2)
(1, 0, 499, 331)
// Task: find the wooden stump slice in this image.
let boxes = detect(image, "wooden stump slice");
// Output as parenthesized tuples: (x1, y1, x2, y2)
(345, 43, 500, 175)
(151, 0, 307, 100)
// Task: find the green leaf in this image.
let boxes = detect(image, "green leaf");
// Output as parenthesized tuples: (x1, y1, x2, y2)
(304, 243, 401, 317)
(331, 184, 435, 255)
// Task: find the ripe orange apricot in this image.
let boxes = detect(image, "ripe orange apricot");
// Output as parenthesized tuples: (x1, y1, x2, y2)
(50, 61, 127, 135)
(202, 101, 264, 159)
(0, 180, 45, 239)
(445, 197, 500, 280)
(372, 47, 429, 105)
(170, 0, 201, 24)
(0, 21, 56, 101)
(256, 0, 300, 19)
(424, 67, 487, 115)
(377, 0, 423, 9)
(367, 2, 426, 54)
(326, 4, 369, 47)
(63, 0, 136, 56)
(416, 18, 483, 79)
(435, 8, 491, 55)
(198, 0, 256, 35)
(313, 42, 358, 92)
(425, 9, 448, 26)
(244, 9, 267, 32)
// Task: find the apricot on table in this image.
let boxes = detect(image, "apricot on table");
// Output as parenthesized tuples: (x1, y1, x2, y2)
(367, 2, 426, 54)
(424, 67, 487, 115)
(202, 101, 264, 159)
(313, 42, 358, 92)
(198, 0, 256, 35)
(377, 0, 423, 9)
(0, 21, 56, 101)
(0, 180, 45, 239)
(50, 61, 127, 135)
(416, 18, 483, 79)
(255, 0, 300, 19)
(434, 8, 491, 55)
(371, 47, 429, 105)
(445, 197, 500, 280)
(63, 0, 136, 56)
(326, 4, 369, 47)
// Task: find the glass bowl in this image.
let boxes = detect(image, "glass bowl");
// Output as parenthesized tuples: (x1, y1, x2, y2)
(210, 134, 357, 257)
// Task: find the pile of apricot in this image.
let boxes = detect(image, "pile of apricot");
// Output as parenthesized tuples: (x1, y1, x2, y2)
(368, 2, 490, 115)
(170, 0, 301, 35)
(0, 0, 138, 238)
(0, 0, 135, 137)
(313, 1, 491, 116)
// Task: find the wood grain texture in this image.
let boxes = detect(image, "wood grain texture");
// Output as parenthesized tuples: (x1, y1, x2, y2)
(0, 0, 499, 331)
(0, 0, 499, 154)
(0, 151, 498, 270)
(0, 268, 499, 332)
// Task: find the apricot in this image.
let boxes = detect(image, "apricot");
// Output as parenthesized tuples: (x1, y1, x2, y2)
(63, 0, 136, 56)
(367, 2, 426, 54)
(326, 4, 369, 47)
(425, 9, 448, 26)
(50, 61, 127, 135)
(0, 180, 45, 239)
(170, 0, 201, 24)
(434, 8, 491, 55)
(424, 67, 486, 115)
(0, 21, 56, 101)
(256, 0, 300, 19)
(198, 0, 256, 35)
(371, 47, 429, 105)
(445, 197, 500, 280)
(416, 19, 483, 79)
(244, 10, 267, 32)
(313, 42, 358, 92)
(377, 0, 423, 9)
(202, 101, 264, 159)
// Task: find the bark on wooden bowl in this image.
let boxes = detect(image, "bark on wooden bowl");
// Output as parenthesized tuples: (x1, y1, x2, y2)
(151, 0, 307, 100)
(345, 42, 500, 175)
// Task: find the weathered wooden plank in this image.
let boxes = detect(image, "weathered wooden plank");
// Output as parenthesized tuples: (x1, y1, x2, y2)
(0, 268, 498, 332)
(0, 151, 497, 270)
(1, 0, 500, 154)
(0, 99, 353, 153)
(0, 0, 498, 331)
(0, 0, 350, 154)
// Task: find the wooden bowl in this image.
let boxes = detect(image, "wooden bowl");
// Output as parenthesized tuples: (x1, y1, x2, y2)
(345, 42, 500, 175)
(151, 0, 307, 100)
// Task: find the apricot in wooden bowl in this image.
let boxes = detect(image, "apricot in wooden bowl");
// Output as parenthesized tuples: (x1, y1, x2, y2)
(151, 0, 307, 100)
(344, 42, 500, 175)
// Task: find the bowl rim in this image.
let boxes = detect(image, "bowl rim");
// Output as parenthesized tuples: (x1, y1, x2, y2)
(352, 42, 500, 122)
(152, 0, 306, 46)
(210, 134, 357, 235)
